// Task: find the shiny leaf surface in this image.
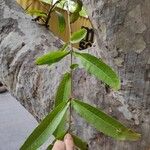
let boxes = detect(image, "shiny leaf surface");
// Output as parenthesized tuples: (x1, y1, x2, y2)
(72, 99, 140, 141)
(74, 52, 120, 90)
(20, 102, 70, 150)
(35, 50, 70, 66)
(70, 29, 87, 44)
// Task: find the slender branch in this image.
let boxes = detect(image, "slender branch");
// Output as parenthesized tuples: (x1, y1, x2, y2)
(66, 0, 74, 132)
(45, 0, 60, 27)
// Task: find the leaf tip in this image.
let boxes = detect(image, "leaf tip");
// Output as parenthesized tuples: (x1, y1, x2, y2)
(127, 132, 141, 141)
(119, 129, 141, 141)
(113, 79, 121, 91)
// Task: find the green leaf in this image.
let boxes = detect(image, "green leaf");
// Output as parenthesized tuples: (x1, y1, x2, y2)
(74, 52, 120, 90)
(60, 43, 69, 51)
(70, 0, 83, 23)
(35, 50, 70, 65)
(72, 134, 88, 150)
(70, 29, 87, 44)
(46, 144, 53, 150)
(47, 131, 67, 150)
(72, 99, 141, 141)
(55, 11, 66, 32)
(79, 7, 88, 17)
(53, 114, 67, 138)
(20, 102, 70, 150)
(55, 130, 67, 139)
(27, 10, 47, 17)
(55, 72, 71, 106)
(70, 64, 79, 70)
(53, 73, 71, 137)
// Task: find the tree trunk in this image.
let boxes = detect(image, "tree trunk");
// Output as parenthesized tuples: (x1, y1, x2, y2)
(0, 0, 150, 150)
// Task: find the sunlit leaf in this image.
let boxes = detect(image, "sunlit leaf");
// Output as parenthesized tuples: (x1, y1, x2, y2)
(74, 52, 120, 90)
(55, 10, 66, 32)
(70, 28, 87, 44)
(20, 101, 70, 150)
(35, 50, 70, 65)
(72, 99, 141, 141)
(72, 134, 88, 150)
(57, 0, 67, 9)
(79, 7, 88, 17)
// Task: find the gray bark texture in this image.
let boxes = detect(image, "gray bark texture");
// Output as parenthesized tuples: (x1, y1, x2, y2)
(0, 0, 150, 149)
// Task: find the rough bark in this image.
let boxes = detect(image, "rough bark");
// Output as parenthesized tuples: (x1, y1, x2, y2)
(0, 0, 150, 150)
(0, 0, 70, 121)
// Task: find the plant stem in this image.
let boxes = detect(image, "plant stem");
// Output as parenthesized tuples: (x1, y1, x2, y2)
(45, 0, 60, 27)
(66, 0, 73, 132)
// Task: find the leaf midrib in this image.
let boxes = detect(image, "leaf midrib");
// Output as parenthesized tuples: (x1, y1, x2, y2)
(74, 101, 123, 134)
(76, 53, 118, 88)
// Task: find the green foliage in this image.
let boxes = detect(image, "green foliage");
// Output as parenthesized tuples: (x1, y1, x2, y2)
(72, 134, 88, 150)
(72, 99, 141, 141)
(70, 28, 87, 44)
(53, 73, 71, 137)
(74, 52, 120, 90)
(21, 1, 141, 149)
(70, 63, 79, 70)
(35, 50, 70, 65)
(39, 0, 87, 17)
(70, 0, 83, 23)
(46, 144, 53, 150)
(55, 72, 71, 106)
(60, 43, 69, 51)
(55, 10, 66, 32)
(47, 131, 67, 150)
(79, 7, 87, 17)
(27, 0, 87, 29)
(20, 102, 70, 150)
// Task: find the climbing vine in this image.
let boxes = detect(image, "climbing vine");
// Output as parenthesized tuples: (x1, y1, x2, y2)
(20, 0, 140, 149)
